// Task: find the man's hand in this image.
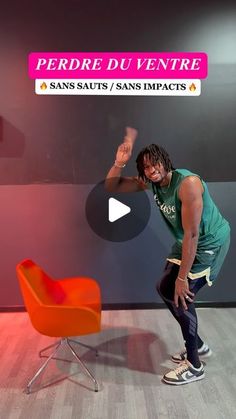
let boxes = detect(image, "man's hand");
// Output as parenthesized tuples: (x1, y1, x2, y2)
(115, 142, 132, 165)
(124, 126, 138, 152)
(115, 127, 138, 166)
(174, 279, 194, 310)
(125, 126, 138, 141)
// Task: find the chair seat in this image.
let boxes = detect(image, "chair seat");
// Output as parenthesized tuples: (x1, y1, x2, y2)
(57, 277, 101, 311)
(31, 304, 101, 337)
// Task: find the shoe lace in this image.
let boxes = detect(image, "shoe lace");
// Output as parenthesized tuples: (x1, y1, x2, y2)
(174, 360, 189, 375)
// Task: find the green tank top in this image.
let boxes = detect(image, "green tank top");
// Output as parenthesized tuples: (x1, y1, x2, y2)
(150, 169, 230, 250)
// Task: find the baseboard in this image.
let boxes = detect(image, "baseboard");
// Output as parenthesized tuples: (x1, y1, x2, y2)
(1, 301, 236, 312)
(102, 301, 236, 310)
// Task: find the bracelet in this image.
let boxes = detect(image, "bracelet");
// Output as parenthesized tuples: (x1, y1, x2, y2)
(177, 276, 188, 282)
(114, 161, 126, 169)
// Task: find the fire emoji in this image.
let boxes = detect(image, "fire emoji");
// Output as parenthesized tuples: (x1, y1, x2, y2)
(40, 82, 47, 90)
(189, 83, 196, 92)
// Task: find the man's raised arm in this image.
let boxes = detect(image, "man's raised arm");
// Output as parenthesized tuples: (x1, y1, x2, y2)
(105, 127, 147, 193)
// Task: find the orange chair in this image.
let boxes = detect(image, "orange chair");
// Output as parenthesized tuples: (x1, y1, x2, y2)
(16, 259, 101, 393)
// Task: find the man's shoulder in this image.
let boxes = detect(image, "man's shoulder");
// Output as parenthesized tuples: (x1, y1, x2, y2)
(175, 169, 204, 198)
(174, 168, 199, 177)
(174, 169, 204, 185)
(132, 176, 148, 190)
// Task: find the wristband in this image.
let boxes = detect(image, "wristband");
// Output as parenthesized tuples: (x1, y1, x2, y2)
(177, 276, 188, 282)
(114, 161, 126, 169)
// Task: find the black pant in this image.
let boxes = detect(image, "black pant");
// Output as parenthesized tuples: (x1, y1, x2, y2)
(156, 262, 207, 367)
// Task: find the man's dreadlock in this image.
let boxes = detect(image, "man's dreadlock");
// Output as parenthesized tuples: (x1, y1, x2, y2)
(136, 144, 174, 182)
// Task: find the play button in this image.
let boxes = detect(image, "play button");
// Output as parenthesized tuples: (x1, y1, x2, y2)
(108, 198, 131, 222)
(85, 178, 151, 242)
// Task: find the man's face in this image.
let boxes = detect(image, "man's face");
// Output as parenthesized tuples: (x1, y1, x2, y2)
(143, 155, 168, 184)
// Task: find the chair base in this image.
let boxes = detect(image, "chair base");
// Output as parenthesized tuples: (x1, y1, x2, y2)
(39, 338, 99, 358)
(26, 338, 99, 393)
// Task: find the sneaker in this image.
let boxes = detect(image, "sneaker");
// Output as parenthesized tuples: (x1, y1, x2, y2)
(171, 343, 212, 363)
(163, 360, 205, 385)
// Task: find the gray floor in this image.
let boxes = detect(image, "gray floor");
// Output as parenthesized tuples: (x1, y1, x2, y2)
(1, 308, 236, 419)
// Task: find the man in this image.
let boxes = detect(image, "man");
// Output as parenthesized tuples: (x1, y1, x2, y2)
(106, 127, 230, 385)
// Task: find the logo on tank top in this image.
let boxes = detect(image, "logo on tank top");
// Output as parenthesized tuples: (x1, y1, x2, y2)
(154, 194, 176, 219)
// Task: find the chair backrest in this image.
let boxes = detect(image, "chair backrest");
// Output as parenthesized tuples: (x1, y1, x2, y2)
(16, 259, 66, 312)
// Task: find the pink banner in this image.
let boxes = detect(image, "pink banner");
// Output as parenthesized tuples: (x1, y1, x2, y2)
(29, 52, 208, 79)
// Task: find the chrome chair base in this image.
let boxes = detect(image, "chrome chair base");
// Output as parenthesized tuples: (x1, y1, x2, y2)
(26, 338, 99, 394)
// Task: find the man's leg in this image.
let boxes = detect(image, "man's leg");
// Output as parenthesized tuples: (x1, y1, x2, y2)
(156, 262, 207, 368)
